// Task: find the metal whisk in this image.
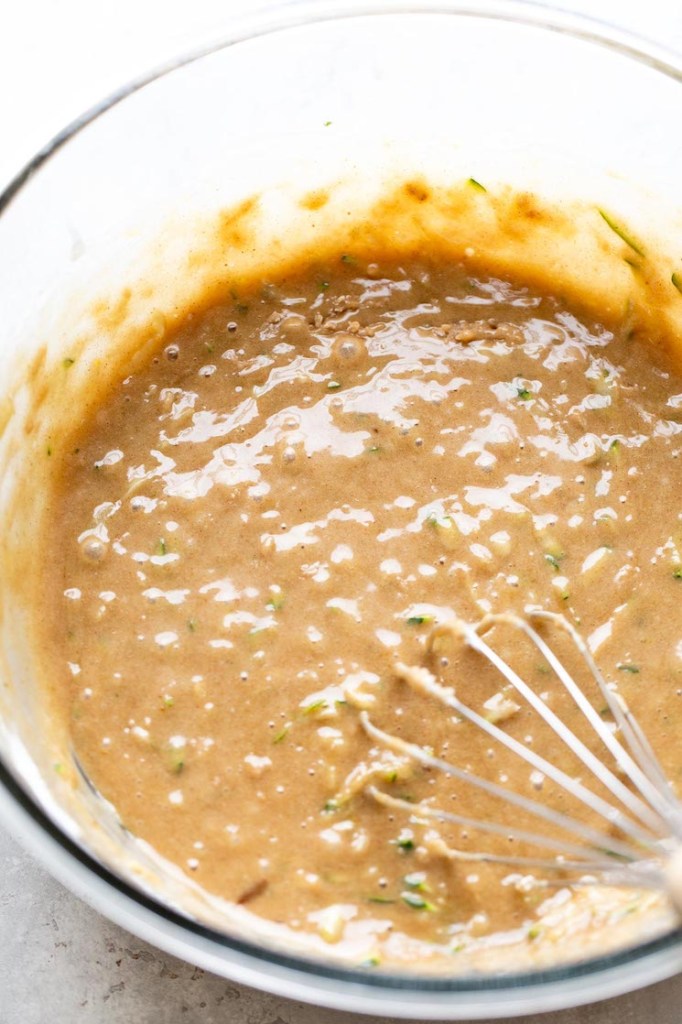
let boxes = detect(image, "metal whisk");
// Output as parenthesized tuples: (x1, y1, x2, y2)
(340, 610, 682, 912)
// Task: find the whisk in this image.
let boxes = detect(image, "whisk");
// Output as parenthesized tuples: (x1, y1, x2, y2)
(341, 609, 682, 912)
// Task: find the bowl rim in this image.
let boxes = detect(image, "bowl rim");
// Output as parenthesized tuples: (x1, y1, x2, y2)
(2, 1, 682, 1016)
(3, 759, 682, 1018)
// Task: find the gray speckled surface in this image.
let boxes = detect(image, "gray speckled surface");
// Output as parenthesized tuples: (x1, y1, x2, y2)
(1, 825, 681, 1023)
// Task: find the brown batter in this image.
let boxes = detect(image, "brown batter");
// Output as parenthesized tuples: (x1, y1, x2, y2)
(41, 254, 682, 967)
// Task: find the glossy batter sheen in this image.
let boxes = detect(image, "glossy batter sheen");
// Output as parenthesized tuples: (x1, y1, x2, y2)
(44, 256, 682, 967)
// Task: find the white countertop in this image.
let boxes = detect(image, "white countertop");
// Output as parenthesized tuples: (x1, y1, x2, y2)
(2, 2, 682, 1021)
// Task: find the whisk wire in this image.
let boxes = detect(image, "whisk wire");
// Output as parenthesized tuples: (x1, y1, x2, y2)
(531, 610, 682, 830)
(339, 611, 682, 904)
(368, 786, 645, 872)
(394, 660, 659, 850)
(438, 615, 669, 838)
(360, 711, 645, 862)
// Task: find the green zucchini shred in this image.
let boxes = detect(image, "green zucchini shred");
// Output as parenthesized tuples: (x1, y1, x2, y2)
(597, 209, 645, 257)
(407, 615, 433, 626)
(401, 892, 436, 911)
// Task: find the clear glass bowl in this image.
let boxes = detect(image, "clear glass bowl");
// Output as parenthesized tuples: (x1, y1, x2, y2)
(1, 1, 682, 1017)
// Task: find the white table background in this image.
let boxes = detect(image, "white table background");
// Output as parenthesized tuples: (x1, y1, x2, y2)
(1, 2, 682, 1021)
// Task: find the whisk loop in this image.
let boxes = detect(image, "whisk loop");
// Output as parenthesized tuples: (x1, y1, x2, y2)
(351, 610, 682, 913)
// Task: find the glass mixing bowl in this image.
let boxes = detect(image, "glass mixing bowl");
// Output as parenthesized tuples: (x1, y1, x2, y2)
(1, 1, 682, 1016)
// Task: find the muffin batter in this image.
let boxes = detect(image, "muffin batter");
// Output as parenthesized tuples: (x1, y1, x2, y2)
(42, 254, 682, 967)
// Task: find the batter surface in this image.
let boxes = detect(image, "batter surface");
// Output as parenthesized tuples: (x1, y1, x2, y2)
(43, 254, 682, 967)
